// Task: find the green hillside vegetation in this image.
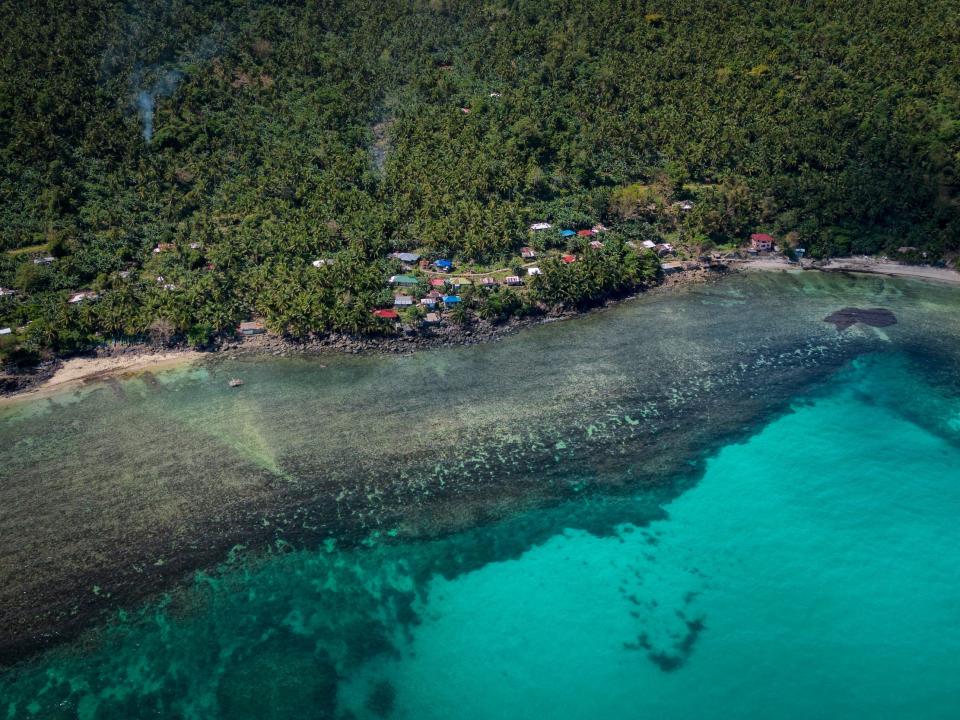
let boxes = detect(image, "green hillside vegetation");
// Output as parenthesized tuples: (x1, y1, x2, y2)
(1, 0, 958, 363)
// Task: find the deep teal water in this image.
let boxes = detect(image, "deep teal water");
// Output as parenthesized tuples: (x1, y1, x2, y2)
(2, 350, 959, 718)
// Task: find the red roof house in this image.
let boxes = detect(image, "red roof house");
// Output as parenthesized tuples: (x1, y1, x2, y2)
(429, 278, 446, 287)
(750, 233, 775, 251)
(577, 229, 595, 237)
(561, 254, 576, 264)
(372, 309, 400, 319)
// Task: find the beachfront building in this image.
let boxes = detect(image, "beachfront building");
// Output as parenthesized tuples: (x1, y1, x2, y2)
(372, 309, 399, 320)
(750, 233, 775, 252)
(662, 262, 683, 274)
(238, 321, 266, 335)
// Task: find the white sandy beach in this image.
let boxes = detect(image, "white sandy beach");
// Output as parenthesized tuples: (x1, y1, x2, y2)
(737, 256, 960, 284)
(1, 350, 204, 404)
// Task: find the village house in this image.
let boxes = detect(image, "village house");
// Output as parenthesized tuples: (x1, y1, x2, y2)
(642, 240, 657, 249)
(442, 295, 461, 305)
(189, 242, 202, 249)
(312, 259, 333, 267)
(504, 275, 522, 286)
(592, 223, 609, 233)
(393, 294, 414, 307)
(420, 296, 438, 307)
(389, 274, 419, 286)
(68, 291, 98, 304)
(520, 247, 537, 259)
(479, 277, 497, 287)
(449, 277, 472, 290)
(662, 261, 683, 274)
(372, 309, 399, 320)
(577, 229, 595, 237)
(0, 327, 12, 336)
(33, 256, 55, 265)
(433, 259, 453, 271)
(527, 267, 542, 276)
(153, 243, 175, 254)
(390, 252, 420, 263)
(238, 321, 266, 335)
(423, 312, 441, 324)
(429, 278, 446, 288)
(0, 288, 17, 297)
(750, 233, 775, 252)
(529, 222, 552, 231)
(590, 240, 604, 249)
(560, 229, 576, 238)
(561, 254, 576, 264)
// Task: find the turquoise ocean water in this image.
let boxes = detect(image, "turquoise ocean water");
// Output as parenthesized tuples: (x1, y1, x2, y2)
(2, 350, 959, 719)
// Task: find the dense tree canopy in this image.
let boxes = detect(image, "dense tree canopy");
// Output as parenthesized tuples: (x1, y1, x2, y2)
(1, 0, 958, 359)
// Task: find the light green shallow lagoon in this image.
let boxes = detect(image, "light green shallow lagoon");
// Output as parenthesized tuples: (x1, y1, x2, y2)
(2, 271, 960, 718)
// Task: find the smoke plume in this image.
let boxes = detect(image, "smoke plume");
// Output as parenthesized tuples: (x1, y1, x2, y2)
(135, 69, 183, 143)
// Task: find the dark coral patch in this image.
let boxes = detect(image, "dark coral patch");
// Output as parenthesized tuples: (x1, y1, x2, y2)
(824, 307, 897, 331)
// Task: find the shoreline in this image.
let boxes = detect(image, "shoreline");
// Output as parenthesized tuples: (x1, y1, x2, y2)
(0, 350, 206, 406)
(0, 267, 717, 403)
(734, 255, 960, 284)
(2, 256, 957, 402)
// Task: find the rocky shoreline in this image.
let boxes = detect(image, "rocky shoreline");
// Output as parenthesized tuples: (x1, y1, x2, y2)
(1, 267, 721, 398)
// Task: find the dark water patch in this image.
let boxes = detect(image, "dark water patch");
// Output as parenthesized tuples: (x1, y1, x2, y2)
(624, 614, 706, 673)
(824, 307, 897, 331)
(366, 680, 397, 718)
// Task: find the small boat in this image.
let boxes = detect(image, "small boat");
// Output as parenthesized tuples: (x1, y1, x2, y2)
(228, 378, 244, 388)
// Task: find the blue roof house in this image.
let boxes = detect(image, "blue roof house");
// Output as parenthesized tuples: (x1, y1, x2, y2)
(442, 295, 461, 304)
(434, 259, 453, 270)
(560, 229, 576, 238)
